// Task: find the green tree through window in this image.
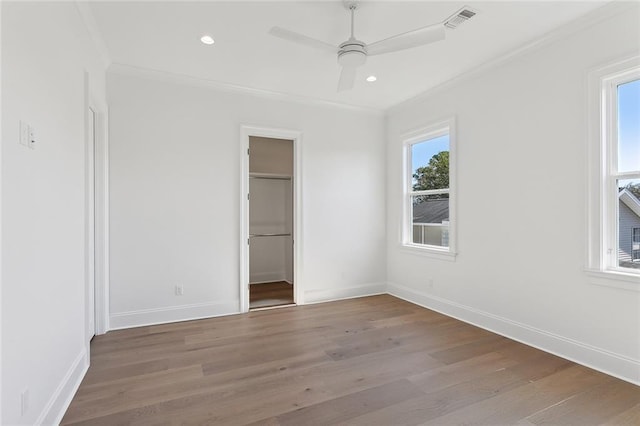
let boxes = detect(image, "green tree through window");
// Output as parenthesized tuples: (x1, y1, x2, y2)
(413, 151, 449, 195)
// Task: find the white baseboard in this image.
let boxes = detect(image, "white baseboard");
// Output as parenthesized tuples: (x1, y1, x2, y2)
(37, 349, 88, 425)
(109, 300, 239, 330)
(387, 282, 640, 386)
(305, 282, 386, 304)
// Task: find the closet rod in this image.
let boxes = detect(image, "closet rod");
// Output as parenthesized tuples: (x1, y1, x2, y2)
(249, 233, 292, 237)
(249, 176, 291, 181)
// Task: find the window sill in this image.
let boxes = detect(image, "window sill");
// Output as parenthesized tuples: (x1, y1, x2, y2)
(399, 244, 457, 262)
(585, 269, 640, 292)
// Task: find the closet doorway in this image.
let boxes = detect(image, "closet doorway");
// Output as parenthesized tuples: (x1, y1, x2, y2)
(247, 136, 295, 310)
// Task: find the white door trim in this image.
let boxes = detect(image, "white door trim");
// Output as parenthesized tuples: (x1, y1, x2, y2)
(239, 125, 303, 312)
(86, 104, 96, 341)
(92, 98, 110, 335)
(85, 73, 110, 337)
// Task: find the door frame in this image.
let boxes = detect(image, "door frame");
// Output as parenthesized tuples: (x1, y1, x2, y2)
(86, 104, 96, 341)
(85, 72, 110, 339)
(239, 125, 303, 312)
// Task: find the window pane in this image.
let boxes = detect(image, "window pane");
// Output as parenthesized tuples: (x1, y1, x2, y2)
(411, 135, 449, 190)
(412, 194, 449, 247)
(618, 178, 640, 269)
(617, 79, 640, 173)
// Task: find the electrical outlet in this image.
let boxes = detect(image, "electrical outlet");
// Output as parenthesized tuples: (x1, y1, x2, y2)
(175, 284, 184, 296)
(28, 126, 36, 149)
(21, 389, 29, 417)
(19, 121, 36, 150)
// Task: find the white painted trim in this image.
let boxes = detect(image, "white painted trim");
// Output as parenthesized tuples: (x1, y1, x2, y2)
(109, 63, 384, 116)
(74, 1, 111, 68)
(387, 282, 640, 386)
(0, 3, 3, 422)
(585, 269, 640, 292)
(250, 303, 296, 312)
(94, 102, 110, 335)
(109, 301, 239, 330)
(85, 79, 110, 337)
(36, 349, 89, 426)
(388, 1, 639, 114)
(304, 283, 387, 304)
(84, 73, 96, 345)
(620, 189, 640, 217)
(587, 54, 640, 284)
(240, 125, 304, 313)
(401, 117, 457, 257)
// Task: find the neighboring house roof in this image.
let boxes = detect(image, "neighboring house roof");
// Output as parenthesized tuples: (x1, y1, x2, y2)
(619, 189, 640, 218)
(413, 198, 449, 223)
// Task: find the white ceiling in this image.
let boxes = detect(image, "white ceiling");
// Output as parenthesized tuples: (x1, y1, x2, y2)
(87, 1, 610, 110)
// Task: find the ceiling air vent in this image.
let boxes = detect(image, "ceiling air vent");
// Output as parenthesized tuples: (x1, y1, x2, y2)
(444, 7, 478, 29)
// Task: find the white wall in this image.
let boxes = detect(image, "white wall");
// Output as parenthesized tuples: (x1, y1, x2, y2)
(107, 70, 387, 328)
(386, 5, 640, 384)
(1, 2, 106, 424)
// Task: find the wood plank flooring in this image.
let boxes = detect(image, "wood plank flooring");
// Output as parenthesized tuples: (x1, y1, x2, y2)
(250, 281, 294, 309)
(62, 295, 640, 425)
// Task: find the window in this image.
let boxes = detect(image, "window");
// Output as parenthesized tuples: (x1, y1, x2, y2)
(588, 57, 640, 283)
(614, 78, 640, 271)
(403, 119, 456, 257)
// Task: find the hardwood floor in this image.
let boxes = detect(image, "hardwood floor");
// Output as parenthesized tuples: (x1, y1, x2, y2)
(62, 295, 640, 425)
(250, 281, 294, 309)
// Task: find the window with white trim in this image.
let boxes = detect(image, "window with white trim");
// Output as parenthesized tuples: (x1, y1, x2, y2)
(590, 58, 640, 278)
(403, 120, 456, 256)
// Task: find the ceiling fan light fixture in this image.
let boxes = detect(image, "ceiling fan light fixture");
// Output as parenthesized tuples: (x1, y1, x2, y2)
(269, 2, 453, 92)
(338, 50, 366, 67)
(200, 35, 215, 45)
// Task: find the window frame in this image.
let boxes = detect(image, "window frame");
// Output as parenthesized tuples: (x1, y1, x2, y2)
(633, 228, 640, 261)
(587, 56, 640, 289)
(401, 118, 457, 260)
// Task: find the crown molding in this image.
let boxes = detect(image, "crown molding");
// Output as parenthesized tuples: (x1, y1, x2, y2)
(107, 63, 385, 116)
(74, 1, 111, 68)
(387, 0, 638, 114)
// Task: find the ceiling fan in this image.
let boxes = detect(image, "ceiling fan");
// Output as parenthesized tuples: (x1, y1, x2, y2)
(269, 1, 476, 92)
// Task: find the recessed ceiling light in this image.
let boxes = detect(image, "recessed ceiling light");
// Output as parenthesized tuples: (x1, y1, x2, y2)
(200, 35, 215, 45)
(366, 75, 377, 82)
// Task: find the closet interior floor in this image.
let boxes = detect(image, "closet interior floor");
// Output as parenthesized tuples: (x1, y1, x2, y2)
(250, 281, 294, 309)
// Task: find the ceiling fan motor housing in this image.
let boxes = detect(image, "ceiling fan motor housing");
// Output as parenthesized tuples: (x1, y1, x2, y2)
(338, 39, 367, 67)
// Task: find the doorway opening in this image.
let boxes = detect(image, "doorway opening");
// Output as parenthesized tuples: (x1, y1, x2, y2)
(248, 137, 294, 309)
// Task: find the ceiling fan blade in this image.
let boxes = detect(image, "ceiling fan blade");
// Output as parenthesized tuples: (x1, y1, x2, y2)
(337, 65, 357, 92)
(367, 23, 445, 56)
(269, 27, 338, 53)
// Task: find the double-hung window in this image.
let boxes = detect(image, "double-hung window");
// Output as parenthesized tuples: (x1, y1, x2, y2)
(403, 119, 456, 258)
(588, 57, 640, 284)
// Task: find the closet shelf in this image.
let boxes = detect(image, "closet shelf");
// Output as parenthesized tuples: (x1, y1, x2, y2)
(250, 233, 292, 237)
(249, 173, 292, 180)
